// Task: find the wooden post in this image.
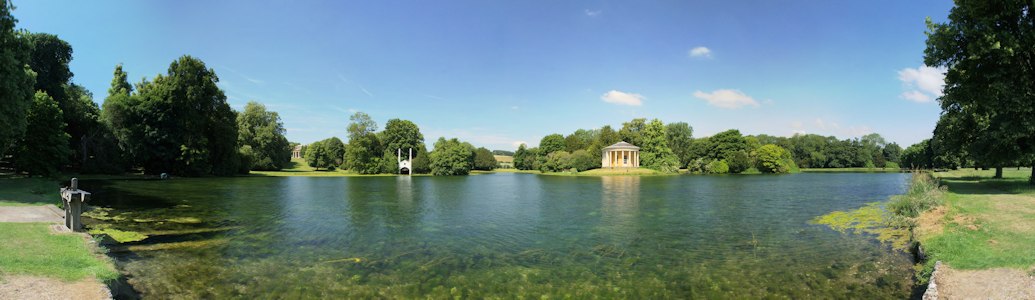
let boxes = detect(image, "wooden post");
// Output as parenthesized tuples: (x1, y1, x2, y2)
(60, 178, 91, 232)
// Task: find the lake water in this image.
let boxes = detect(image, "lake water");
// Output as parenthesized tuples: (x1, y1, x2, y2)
(83, 173, 915, 299)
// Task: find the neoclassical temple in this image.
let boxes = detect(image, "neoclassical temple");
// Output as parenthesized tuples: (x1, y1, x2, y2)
(601, 141, 640, 168)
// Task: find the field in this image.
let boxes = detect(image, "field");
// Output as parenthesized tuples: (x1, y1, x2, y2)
(919, 168, 1035, 271)
(0, 177, 61, 206)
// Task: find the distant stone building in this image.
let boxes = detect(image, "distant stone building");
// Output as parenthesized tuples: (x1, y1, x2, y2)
(601, 141, 639, 168)
(292, 145, 303, 159)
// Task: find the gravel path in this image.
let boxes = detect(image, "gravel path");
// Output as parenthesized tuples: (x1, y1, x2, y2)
(933, 264, 1035, 299)
(0, 205, 63, 223)
(0, 276, 110, 300)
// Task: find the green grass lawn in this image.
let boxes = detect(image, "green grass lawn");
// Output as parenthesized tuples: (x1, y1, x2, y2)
(0, 177, 60, 206)
(919, 168, 1035, 271)
(0, 222, 118, 282)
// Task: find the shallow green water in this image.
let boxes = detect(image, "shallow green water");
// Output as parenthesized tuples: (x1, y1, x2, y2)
(83, 173, 915, 299)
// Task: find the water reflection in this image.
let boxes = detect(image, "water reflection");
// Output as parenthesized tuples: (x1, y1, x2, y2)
(599, 176, 640, 242)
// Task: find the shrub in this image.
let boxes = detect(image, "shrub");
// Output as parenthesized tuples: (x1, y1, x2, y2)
(885, 161, 900, 169)
(570, 149, 598, 171)
(726, 150, 751, 174)
(886, 172, 943, 227)
(706, 160, 729, 174)
(754, 144, 791, 173)
(540, 151, 573, 172)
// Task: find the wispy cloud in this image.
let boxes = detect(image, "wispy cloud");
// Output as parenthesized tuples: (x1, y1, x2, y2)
(693, 89, 759, 109)
(600, 90, 644, 106)
(584, 9, 602, 16)
(688, 46, 712, 58)
(897, 65, 945, 103)
(337, 74, 374, 98)
(218, 65, 265, 85)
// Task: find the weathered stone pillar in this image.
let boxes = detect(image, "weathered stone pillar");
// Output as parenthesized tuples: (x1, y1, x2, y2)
(60, 178, 91, 232)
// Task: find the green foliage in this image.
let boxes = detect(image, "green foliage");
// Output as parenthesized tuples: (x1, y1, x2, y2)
(237, 145, 254, 174)
(639, 119, 679, 173)
(0, 3, 35, 157)
(412, 146, 431, 174)
(665, 122, 693, 167)
(380, 119, 424, 155)
(237, 101, 291, 171)
(13, 91, 70, 176)
(305, 141, 332, 170)
(705, 160, 729, 174)
(347, 111, 377, 139)
(886, 173, 943, 219)
(430, 137, 473, 176)
(570, 149, 598, 172)
(539, 150, 573, 172)
(513, 144, 531, 170)
(538, 134, 565, 156)
(322, 137, 346, 167)
(345, 112, 381, 174)
(473, 147, 497, 171)
(592, 125, 621, 153)
(344, 133, 379, 174)
(925, 1, 1035, 180)
(563, 129, 596, 153)
(102, 56, 240, 176)
(25, 33, 72, 101)
(618, 118, 646, 147)
(754, 144, 791, 174)
(708, 129, 749, 162)
(885, 161, 900, 169)
(726, 151, 752, 174)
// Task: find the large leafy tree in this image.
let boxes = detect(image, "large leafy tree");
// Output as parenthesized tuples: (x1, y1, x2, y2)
(25, 33, 71, 102)
(0, 1, 35, 157)
(925, 0, 1035, 180)
(104, 56, 240, 176)
(379, 118, 425, 173)
(430, 137, 473, 175)
(237, 101, 291, 170)
(344, 112, 381, 174)
(538, 134, 565, 156)
(14, 92, 69, 176)
(473, 147, 497, 171)
(618, 118, 647, 146)
(665, 122, 694, 168)
(755, 144, 793, 173)
(707, 129, 750, 162)
(513, 143, 531, 170)
(304, 141, 332, 170)
(639, 119, 680, 173)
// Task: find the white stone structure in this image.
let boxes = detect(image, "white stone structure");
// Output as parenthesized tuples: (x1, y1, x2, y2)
(601, 141, 640, 168)
(398, 148, 413, 175)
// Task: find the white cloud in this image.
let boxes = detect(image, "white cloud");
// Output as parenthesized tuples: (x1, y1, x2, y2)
(898, 65, 945, 103)
(600, 90, 644, 106)
(688, 46, 712, 58)
(584, 9, 601, 16)
(693, 89, 760, 109)
(900, 90, 932, 103)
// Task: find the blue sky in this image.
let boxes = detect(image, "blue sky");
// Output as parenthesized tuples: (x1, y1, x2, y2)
(14, 0, 954, 150)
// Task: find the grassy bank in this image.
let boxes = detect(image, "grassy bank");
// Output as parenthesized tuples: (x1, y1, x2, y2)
(249, 158, 406, 177)
(0, 177, 60, 206)
(916, 169, 1035, 275)
(0, 223, 118, 282)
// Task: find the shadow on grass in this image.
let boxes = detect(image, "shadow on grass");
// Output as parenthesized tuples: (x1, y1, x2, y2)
(940, 176, 1035, 195)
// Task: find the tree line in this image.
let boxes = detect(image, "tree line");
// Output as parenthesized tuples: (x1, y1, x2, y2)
(0, 2, 291, 176)
(513, 117, 905, 174)
(302, 112, 497, 175)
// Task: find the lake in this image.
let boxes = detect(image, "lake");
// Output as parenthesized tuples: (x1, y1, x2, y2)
(82, 172, 915, 299)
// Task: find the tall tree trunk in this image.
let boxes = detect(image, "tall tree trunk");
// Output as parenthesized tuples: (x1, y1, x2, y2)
(995, 166, 1003, 179)
(1030, 164, 1034, 185)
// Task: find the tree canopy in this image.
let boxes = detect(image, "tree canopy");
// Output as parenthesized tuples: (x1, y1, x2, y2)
(237, 101, 291, 171)
(13, 91, 69, 176)
(430, 137, 473, 175)
(0, 1, 35, 157)
(925, 1, 1035, 180)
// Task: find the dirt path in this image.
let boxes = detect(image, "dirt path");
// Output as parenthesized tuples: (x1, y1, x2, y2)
(931, 264, 1035, 299)
(0, 205, 64, 223)
(0, 276, 111, 300)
